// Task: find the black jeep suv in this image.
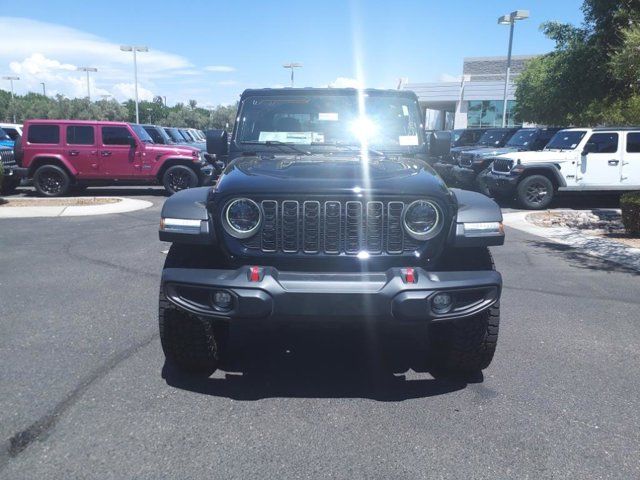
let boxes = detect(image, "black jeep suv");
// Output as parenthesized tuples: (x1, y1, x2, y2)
(158, 88, 505, 376)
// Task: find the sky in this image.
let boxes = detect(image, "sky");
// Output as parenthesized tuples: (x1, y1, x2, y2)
(0, 0, 585, 107)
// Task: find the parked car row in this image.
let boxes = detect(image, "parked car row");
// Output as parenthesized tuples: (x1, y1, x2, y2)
(7, 120, 216, 196)
(427, 125, 640, 209)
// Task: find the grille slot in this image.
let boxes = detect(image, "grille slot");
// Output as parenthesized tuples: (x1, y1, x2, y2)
(324, 201, 341, 254)
(387, 202, 404, 254)
(366, 201, 384, 254)
(345, 201, 363, 254)
(261, 200, 278, 252)
(302, 201, 320, 253)
(0, 149, 16, 168)
(281, 201, 299, 252)
(492, 158, 514, 173)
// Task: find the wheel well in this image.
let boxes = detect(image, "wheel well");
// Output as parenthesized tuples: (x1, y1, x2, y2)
(518, 168, 559, 190)
(157, 159, 197, 182)
(28, 157, 74, 178)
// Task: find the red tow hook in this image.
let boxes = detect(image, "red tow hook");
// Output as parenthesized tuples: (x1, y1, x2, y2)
(248, 266, 262, 282)
(401, 267, 417, 284)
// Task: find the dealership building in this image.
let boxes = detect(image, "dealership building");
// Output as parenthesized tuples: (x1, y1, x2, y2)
(403, 55, 539, 130)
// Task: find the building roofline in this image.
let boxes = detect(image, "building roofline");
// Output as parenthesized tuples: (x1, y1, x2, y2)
(462, 54, 541, 62)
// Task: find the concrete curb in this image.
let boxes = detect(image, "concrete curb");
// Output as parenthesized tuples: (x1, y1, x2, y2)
(503, 211, 640, 271)
(0, 197, 153, 219)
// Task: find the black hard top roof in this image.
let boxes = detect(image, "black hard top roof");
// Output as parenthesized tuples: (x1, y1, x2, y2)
(240, 87, 418, 99)
(592, 126, 640, 131)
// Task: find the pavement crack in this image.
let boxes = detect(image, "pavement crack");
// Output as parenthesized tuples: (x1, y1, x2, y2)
(0, 332, 158, 469)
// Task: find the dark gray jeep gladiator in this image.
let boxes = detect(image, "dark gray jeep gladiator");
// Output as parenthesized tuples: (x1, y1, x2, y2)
(158, 88, 505, 376)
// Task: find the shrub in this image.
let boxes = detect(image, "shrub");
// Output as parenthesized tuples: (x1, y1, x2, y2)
(620, 192, 640, 235)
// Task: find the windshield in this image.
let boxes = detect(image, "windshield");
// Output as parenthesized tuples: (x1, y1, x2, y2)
(0, 128, 10, 141)
(506, 129, 537, 147)
(477, 129, 511, 147)
(236, 93, 423, 149)
(166, 128, 183, 142)
(451, 129, 464, 144)
(129, 124, 154, 143)
(143, 126, 166, 144)
(545, 130, 587, 150)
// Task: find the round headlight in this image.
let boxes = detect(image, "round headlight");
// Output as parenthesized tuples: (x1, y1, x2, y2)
(403, 200, 442, 240)
(223, 198, 261, 238)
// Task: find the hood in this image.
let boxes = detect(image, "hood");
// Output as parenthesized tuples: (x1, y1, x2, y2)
(451, 145, 481, 154)
(214, 154, 450, 197)
(495, 150, 575, 163)
(462, 146, 520, 158)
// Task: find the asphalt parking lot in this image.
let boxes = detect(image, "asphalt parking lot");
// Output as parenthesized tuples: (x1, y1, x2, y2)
(1, 187, 639, 479)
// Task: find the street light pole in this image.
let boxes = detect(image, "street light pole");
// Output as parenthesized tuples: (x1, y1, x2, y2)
(498, 10, 529, 127)
(2, 75, 19, 122)
(283, 62, 303, 87)
(40, 82, 46, 96)
(120, 45, 149, 123)
(77, 67, 97, 102)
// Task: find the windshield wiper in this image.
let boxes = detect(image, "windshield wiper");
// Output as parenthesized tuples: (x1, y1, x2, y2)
(241, 140, 311, 156)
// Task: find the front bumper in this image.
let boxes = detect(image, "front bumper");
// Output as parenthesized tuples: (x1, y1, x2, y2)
(433, 162, 456, 184)
(162, 266, 502, 323)
(197, 164, 215, 186)
(482, 170, 519, 196)
(451, 165, 478, 188)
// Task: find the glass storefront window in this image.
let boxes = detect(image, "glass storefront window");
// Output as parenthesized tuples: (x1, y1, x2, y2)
(467, 100, 520, 128)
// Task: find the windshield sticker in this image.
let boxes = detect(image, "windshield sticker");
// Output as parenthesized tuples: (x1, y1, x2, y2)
(318, 112, 339, 121)
(399, 135, 419, 146)
(258, 131, 324, 144)
(402, 105, 409, 116)
(571, 143, 577, 148)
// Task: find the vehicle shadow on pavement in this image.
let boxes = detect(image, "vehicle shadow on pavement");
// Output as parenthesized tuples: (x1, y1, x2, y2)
(526, 240, 639, 275)
(162, 326, 480, 401)
(15, 186, 168, 197)
(497, 193, 620, 211)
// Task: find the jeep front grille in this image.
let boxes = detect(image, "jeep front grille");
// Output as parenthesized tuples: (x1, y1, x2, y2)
(0, 148, 16, 169)
(492, 158, 514, 173)
(241, 199, 425, 255)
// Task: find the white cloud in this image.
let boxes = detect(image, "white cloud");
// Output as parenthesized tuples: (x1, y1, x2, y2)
(112, 83, 154, 101)
(204, 65, 236, 72)
(328, 77, 361, 88)
(0, 17, 198, 102)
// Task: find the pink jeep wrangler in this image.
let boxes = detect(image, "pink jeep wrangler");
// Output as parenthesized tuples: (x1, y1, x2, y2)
(14, 120, 214, 196)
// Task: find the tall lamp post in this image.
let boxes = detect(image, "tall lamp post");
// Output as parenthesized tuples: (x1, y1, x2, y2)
(498, 10, 529, 127)
(120, 45, 149, 123)
(283, 62, 302, 87)
(40, 82, 46, 96)
(2, 75, 19, 122)
(77, 67, 97, 102)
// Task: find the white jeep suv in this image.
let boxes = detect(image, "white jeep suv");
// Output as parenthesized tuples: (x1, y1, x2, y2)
(482, 127, 640, 209)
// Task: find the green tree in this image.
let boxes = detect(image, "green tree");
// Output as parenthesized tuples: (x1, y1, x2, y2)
(515, 0, 640, 126)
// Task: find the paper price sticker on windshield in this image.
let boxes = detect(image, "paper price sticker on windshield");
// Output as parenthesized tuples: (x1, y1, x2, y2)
(399, 135, 419, 146)
(319, 112, 339, 121)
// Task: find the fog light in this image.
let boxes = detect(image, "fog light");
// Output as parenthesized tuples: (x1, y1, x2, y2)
(212, 290, 233, 311)
(432, 292, 453, 314)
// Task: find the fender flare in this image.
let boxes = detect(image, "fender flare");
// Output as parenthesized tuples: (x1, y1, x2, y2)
(517, 162, 567, 188)
(28, 154, 78, 177)
(159, 186, 215, 244)
(449, 188, 504, 247)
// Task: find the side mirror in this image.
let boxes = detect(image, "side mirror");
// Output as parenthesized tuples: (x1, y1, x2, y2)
(206, 129, 229, 157)
(128, 137, 137, 148)
(582, 142, 598, 155)
(429, 131, 452, 157)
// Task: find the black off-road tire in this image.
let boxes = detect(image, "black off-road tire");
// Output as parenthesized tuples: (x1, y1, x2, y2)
(516, 174, 554, 210)
(431, 247, 500, 374)
(158, 244, 228, 375)
(162, 165, 198, 195)
(33, 164, 71, 197)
